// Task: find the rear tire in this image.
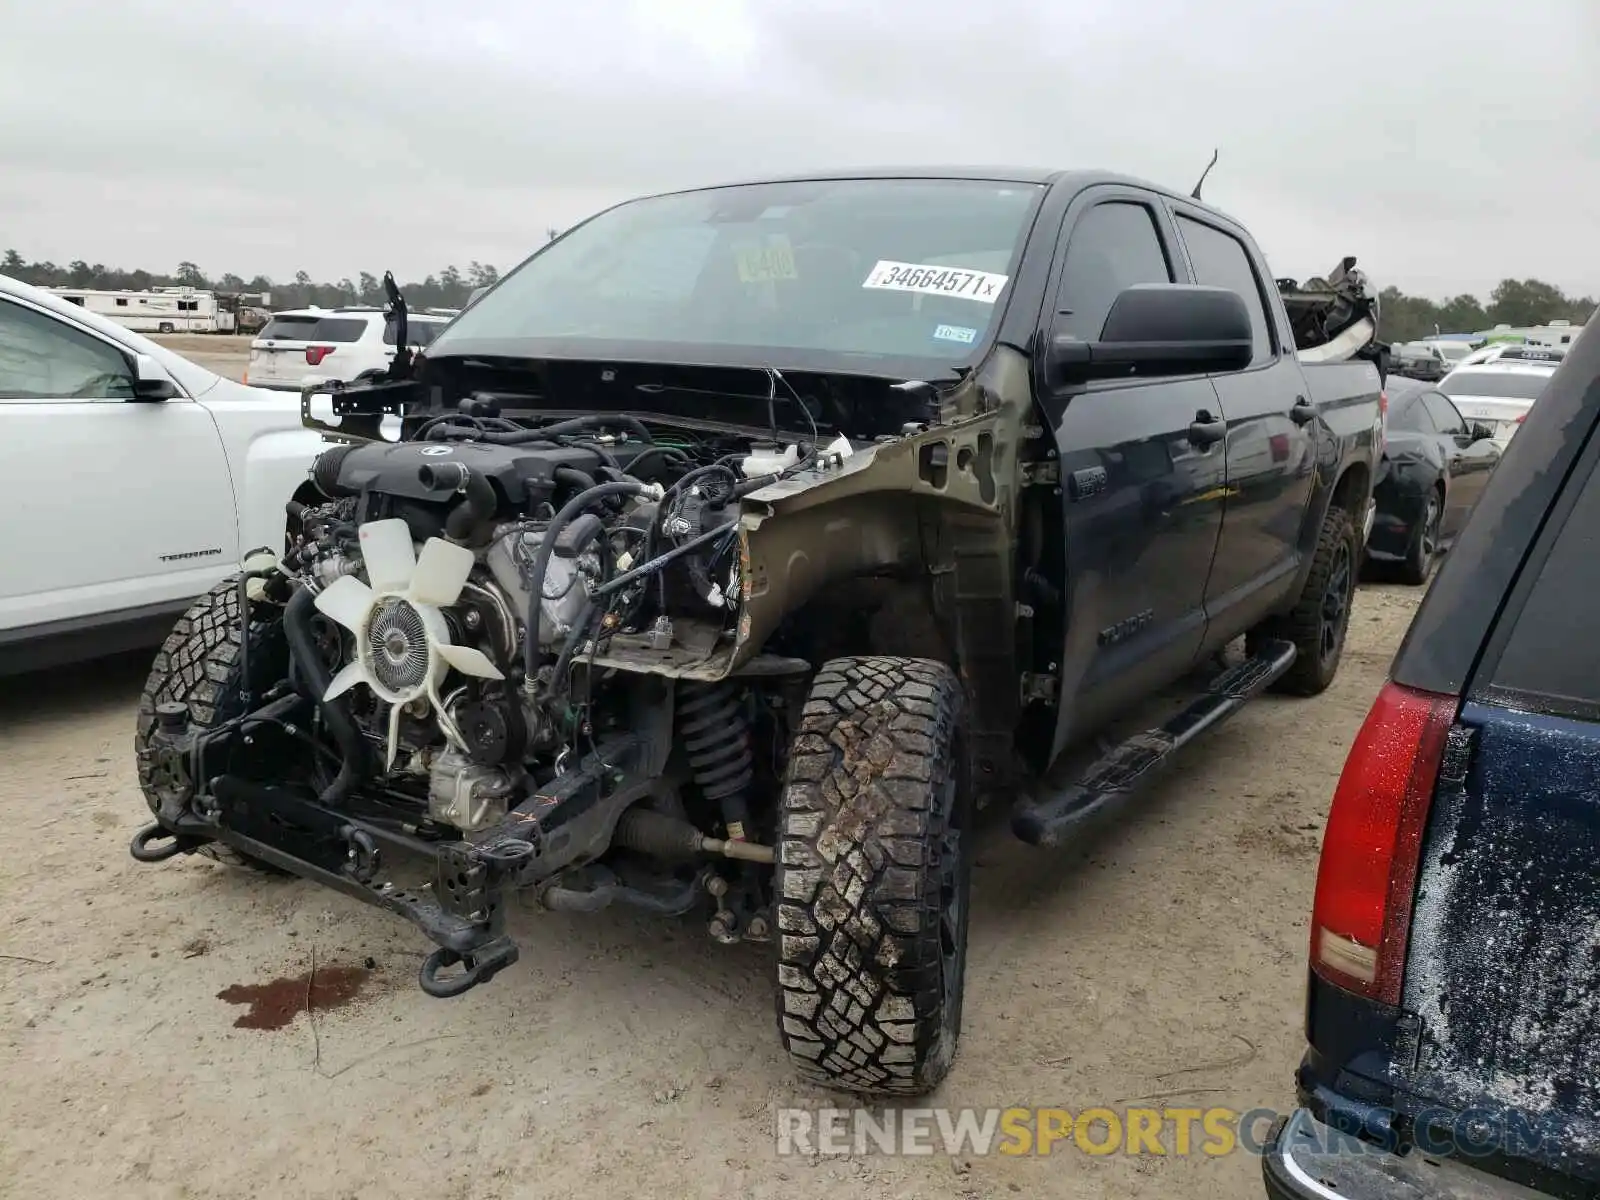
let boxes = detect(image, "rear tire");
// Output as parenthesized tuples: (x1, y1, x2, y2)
(1397, 486, 1443, 586)
(773, 656, 973, 1097)
(1248, 503, 1359, 697)
(134, 575, 289, 873)
(158, 322, 175, 334)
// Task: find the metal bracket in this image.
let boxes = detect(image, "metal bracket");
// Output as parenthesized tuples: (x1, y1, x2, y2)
(1020, 460, 1061, 487)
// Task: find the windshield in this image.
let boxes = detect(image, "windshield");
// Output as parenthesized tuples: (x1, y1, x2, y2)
(428, 177, 1045, 369)
(1437, 343, 1470, 362)
(1440, 369, 1552, 401)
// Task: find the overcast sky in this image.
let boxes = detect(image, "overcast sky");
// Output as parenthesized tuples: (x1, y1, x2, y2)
(2, 0, 1596, 300)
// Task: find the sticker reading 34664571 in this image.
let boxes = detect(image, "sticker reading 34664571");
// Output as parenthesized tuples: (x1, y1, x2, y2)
(862, 260, 1009, 304)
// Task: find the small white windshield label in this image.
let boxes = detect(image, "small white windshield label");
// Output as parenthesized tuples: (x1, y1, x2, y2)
(862, 260, 1009, 304)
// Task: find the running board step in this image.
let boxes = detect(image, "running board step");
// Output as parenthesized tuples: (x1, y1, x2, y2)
(1011, 639, 1297, 848)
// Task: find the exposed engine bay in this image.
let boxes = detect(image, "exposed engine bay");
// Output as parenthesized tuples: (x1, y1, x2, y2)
(289, 420, 843, 839)
(138, 401, 870, 996)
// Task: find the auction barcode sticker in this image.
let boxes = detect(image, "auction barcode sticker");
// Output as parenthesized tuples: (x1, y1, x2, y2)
(862, 261, 1009, 304)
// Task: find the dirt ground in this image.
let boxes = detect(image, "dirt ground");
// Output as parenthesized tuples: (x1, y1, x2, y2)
(153, 333, 253, 381)
(0, 581, 1424, 1199)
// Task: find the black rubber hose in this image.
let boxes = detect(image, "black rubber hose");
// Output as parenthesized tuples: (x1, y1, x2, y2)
(522, 413, 654, 442)
(284, 586, 368, 804)
(592, 520, 737, 599)
(620, 444, 692, 478)
(548, 603, 604, 699)
(422, 423, 557, 445)
(543, 517, 617, 698)
(430, 414, 655, 446)
(421, 462, 498, 545)
(553, 465, 597, 494)
(523, 480, 647, 683)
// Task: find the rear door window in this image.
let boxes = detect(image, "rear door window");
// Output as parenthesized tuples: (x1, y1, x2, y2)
(1389, 393, 1436, 433)
(258, 315, 367, 342)
(1174, 215, 1275, 366)
(1476, 451, 1600, 718)
(1053, 201, 1174, 342)
(1422, 392, 1467, 436)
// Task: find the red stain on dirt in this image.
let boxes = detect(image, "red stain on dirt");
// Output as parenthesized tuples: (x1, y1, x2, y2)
(217, 965, 371, 1030)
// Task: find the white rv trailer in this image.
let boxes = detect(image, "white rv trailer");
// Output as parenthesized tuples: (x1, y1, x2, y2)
(40, 285, 236, 334)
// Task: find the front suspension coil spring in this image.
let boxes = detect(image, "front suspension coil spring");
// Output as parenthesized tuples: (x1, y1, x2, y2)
(676, 681, 753, 839)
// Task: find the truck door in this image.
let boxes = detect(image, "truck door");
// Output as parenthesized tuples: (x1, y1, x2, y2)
(1169, 208, 1316, 636)
(0, 295, 239, 644)
(1038, 191, 1228, 755)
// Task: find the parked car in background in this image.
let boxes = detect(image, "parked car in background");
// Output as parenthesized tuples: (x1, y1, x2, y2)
(1428, 339, 1475, 369)
(1437, 349, 1561, 448)
(1454, 341, 1565, 369)
(1393, 340, 1449, 381)
(1264, 311, 1600, 1200)
(1364, 388, 1500, 583)
(0, 273, 327, 674)
(243, 306, 449, 391)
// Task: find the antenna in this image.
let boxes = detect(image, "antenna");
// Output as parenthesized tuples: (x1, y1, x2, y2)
(1190, 148, 1219, 200)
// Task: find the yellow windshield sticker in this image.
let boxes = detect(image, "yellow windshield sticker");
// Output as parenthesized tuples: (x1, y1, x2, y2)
(737, 237, 798, 284)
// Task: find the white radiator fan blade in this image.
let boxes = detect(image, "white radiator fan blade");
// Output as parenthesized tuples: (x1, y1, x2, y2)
(436, 642, 504, 679)
(312, 574, 374, 635)
(410, 536, 476, 607)
(307, 520, 508, 773)
(357, 518, 418, 593)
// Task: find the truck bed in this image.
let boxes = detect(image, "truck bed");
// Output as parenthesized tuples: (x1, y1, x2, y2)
(1277, 256, 1384, 368)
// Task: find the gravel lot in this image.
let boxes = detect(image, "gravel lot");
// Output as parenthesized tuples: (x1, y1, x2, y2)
(154, 333, 253, 381)
(0, 576, 1425, 1200)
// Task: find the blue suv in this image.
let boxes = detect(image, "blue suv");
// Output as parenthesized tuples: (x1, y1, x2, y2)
(1264, 317, 1600, 1200)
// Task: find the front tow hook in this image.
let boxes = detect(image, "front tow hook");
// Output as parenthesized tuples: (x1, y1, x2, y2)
(129, 822, 207, 863)
(417, 937, 520, 999)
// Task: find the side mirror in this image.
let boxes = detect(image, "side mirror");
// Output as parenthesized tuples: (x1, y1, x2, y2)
(130, 352, 181, 401)
(1047, 284, 1254, 386)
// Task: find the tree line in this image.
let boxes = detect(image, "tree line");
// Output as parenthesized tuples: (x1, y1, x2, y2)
(1378, 278, 1594, 343)
(1, 245, 1591, 343)
(0, 249, 506, 311)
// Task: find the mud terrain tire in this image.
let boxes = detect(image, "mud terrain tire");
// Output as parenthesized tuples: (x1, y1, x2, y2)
(1248, 502, 1359, 697)
(773, 656, 973, 1096)
(134, 575, 288, 872)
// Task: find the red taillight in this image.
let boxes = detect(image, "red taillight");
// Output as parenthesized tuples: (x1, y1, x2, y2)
(305, 345, 335, 367)
(1378, 389, 1389, 418)
(1309, 681, 1455, 1005)
(1516, 412, 1528, 424)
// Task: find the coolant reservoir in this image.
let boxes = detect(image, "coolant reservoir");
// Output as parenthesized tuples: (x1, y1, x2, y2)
(740, 443, 800, 478)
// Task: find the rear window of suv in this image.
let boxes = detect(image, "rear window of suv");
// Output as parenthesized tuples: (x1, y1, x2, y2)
(258, 315, 367, 342)
(1441, 368, 1552, 400)
(1477, 450, 1600, 719)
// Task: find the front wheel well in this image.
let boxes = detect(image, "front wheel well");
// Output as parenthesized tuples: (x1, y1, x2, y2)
(763, 574, 956, 670)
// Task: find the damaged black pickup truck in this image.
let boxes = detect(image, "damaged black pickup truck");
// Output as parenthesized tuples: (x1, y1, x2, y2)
(131, 168, 1386, 1096)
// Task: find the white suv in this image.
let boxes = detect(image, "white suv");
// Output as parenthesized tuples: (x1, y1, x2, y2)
(244, 307, 449, 391)
(0, 272, 327, 673)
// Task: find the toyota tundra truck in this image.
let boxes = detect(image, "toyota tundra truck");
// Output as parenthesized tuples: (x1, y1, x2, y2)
(128, 167, 1385, 1096)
